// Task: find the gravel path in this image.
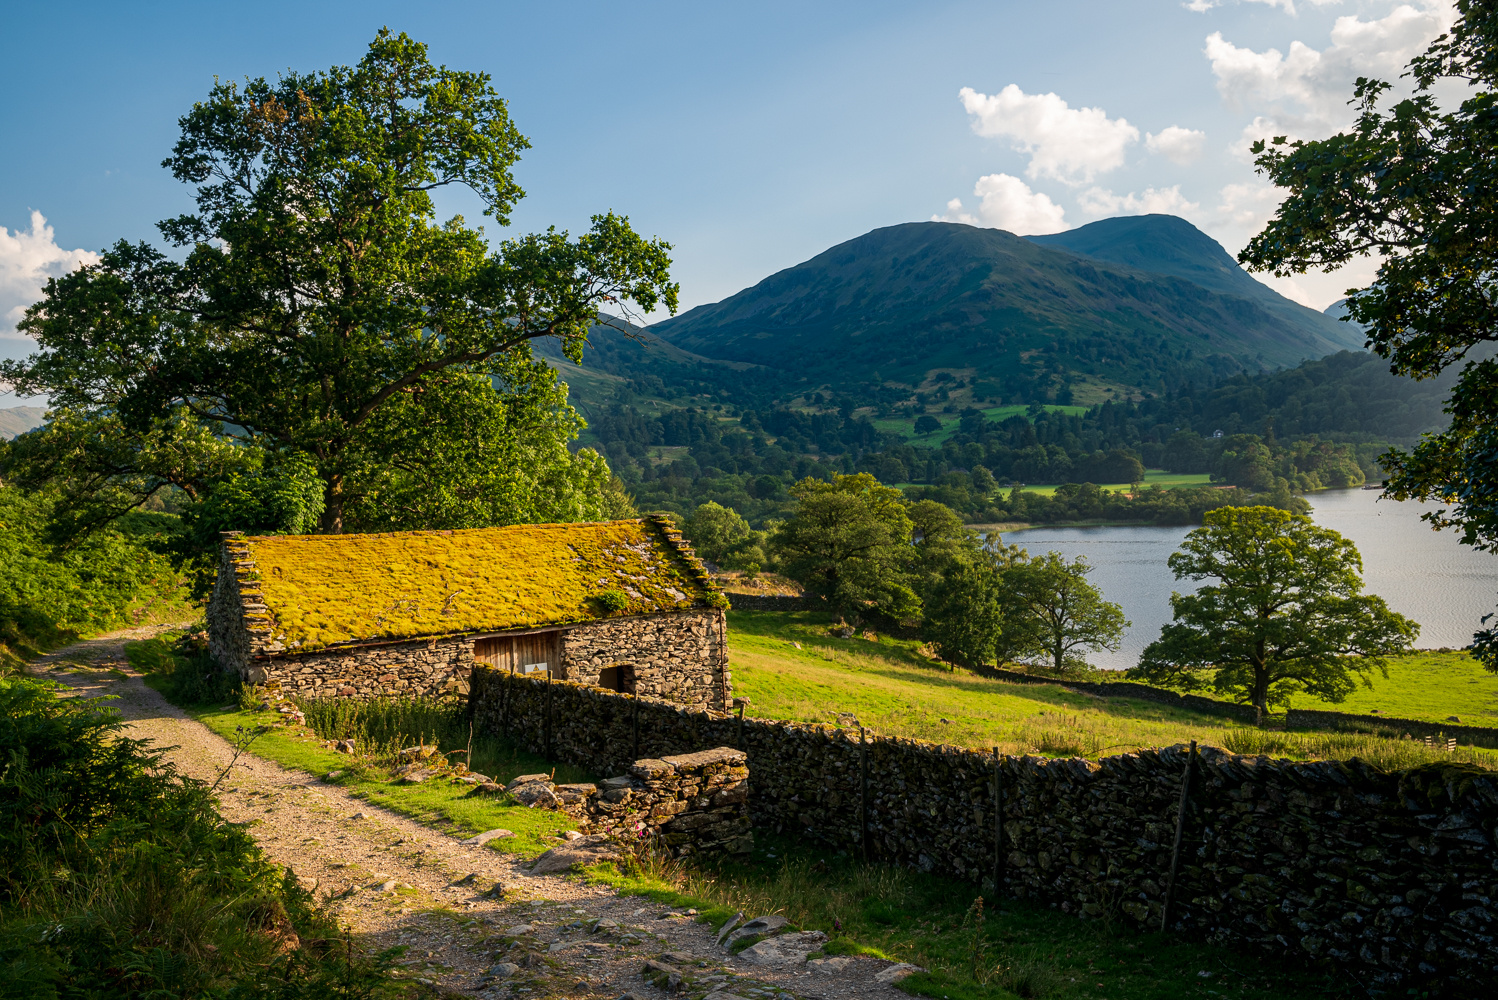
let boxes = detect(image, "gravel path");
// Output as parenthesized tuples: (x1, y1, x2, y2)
(31, 628, 915, 1000)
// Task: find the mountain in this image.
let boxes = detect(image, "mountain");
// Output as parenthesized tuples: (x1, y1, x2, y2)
(648, 220, 1365, 403)
(1027, 214, 1363, 352)
(0, 406, 46, 441)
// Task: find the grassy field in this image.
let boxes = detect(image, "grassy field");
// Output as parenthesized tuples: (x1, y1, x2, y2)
(1285, 649, 1498, 726)
(1013, 470, 1215, 497)
(726, 611, 1498, 768)
(873, 404, 1089, 446)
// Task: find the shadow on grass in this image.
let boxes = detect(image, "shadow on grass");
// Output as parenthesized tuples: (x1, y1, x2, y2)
(583, 830, 1356, 1000)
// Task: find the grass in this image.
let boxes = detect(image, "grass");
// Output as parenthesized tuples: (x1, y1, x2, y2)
(725, 610, 1498, 768)
(1286, 649, 1498, 726)
(131, 634, 594, 860)
(580, 834, 1354, 1000)
(1014, 470, 1215, 497)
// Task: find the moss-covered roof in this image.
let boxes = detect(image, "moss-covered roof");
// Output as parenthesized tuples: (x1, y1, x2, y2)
(230, 519, 716, 653)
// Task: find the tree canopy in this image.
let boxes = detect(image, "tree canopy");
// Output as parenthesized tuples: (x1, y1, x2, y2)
(1238, 0, 1498, 666)
(771, 473, 918, 620)
(1, 29, 675, 536)
(1134, 506, 1418, 721)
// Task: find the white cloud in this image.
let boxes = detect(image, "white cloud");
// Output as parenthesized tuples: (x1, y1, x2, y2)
(1, 211, 97, 340)
(1077, 185, 1201, 218)
(1146, 126, 1207, 164)
(1215, 180, 1286, 233)
(1186, 0, 1345, 13)
(934, 174, 1069, 235)
(958, 85, 1139, 185)
(1205, 2, 1455, 154)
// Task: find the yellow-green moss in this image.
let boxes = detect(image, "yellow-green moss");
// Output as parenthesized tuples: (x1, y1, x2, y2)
(241, 520, 711, 652)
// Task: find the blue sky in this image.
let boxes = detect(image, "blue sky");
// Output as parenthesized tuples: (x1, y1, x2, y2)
(0, 1, 1454, 402)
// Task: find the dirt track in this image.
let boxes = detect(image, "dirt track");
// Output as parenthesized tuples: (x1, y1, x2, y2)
(32, 628, 915, 1000)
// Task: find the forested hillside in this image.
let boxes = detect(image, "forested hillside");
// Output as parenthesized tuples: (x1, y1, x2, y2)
(646, 220, 1364, 406)
(572, 350, 1452, 524)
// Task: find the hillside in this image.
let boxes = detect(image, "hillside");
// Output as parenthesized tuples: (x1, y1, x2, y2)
(1027, 214, 1364, 351)
(0, 405, 46, 440)
(647, 220, 1366, 404)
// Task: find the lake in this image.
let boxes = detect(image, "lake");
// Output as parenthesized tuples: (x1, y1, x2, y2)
(1000, 489, 1498, 670)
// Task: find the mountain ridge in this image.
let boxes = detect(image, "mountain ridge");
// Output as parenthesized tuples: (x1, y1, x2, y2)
(647, 219, 1364, 403)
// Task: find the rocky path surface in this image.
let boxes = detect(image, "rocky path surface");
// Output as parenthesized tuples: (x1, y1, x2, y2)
(30, 628, 916, 1000)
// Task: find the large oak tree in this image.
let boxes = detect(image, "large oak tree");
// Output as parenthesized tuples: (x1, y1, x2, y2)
(1239, 0, 1498, 665)
(1, 30, 675, 534)
(1135, 506, 1417, 722)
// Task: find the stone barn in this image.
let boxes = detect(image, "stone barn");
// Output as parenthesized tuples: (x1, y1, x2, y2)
(206, 516, 732, 711)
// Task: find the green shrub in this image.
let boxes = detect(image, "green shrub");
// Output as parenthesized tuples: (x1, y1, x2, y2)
(0, 677, 406, 997)
(594, 589, 630, 615)
(0, 487, 183, 662)
(125, 631, 241, 706)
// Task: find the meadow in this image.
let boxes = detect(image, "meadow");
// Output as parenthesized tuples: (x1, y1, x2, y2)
(1011, 470, 1214, 497)
(725, 610, 1498, 769)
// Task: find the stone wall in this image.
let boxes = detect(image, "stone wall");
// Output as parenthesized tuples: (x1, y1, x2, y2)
(559, 609, 730, 712)
(726, 594, 812, 612)
(470, 667, 1498, 997)
(259, 636, 474, 700)
(1287, 708, 1498, 750)
(543, 747, 752, 856)
(972, 666, 1258, 724)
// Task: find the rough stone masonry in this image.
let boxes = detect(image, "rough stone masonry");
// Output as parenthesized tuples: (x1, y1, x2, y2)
(471, 666, 1498, 998)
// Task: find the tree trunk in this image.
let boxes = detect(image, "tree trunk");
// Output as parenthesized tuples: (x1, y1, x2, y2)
(319, 475, 345, 534)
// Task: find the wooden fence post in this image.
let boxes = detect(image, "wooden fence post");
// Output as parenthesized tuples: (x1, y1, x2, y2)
(859, 726, 870, 861)
(1160, 740, 1196, 932)
(992, 746, 1004, 898)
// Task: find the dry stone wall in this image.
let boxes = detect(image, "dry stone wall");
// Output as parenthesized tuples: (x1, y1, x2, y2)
(470, 667, 1498, 997)
(560, 609, 730, 711)
(1287, 708, 1498, 750)
(589, 748, 753, 856)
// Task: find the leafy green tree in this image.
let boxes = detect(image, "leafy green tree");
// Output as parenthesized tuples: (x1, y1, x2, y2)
(1257, 476, 1311, 515)
(1007, 553, 1128, 674)
(914, 415, 942, 436)
(1135, 506, 1418, 722)
(1213, 435, 1275, 491)
(684, 501, 754, 567)
(2, 30, 675, 535)
(922, 538, 1031, 668)
(907, 498, 974, 592)
(1238, 1, 1498, 665)
(771, 473, 917, 619)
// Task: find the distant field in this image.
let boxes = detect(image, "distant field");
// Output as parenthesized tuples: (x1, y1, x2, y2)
(1287, 650, 1498, 726)
(1015, 469, 1214, 496)
(873, 403, 1087, 445)
(726, 610, 1498, 767)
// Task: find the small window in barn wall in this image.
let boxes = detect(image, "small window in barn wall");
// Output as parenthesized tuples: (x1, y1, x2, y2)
(597, 663, 635, 693)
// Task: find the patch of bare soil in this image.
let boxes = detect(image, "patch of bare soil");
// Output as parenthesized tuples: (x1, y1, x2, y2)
(30, 629, 915, 1000)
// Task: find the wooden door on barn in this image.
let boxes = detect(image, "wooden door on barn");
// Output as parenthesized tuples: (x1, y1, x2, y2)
(473, 631, 562, 678)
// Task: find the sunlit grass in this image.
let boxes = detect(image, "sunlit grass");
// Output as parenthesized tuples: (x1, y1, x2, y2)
(727, 611, 1498, 769)
(1286, 649, 1498, 726)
